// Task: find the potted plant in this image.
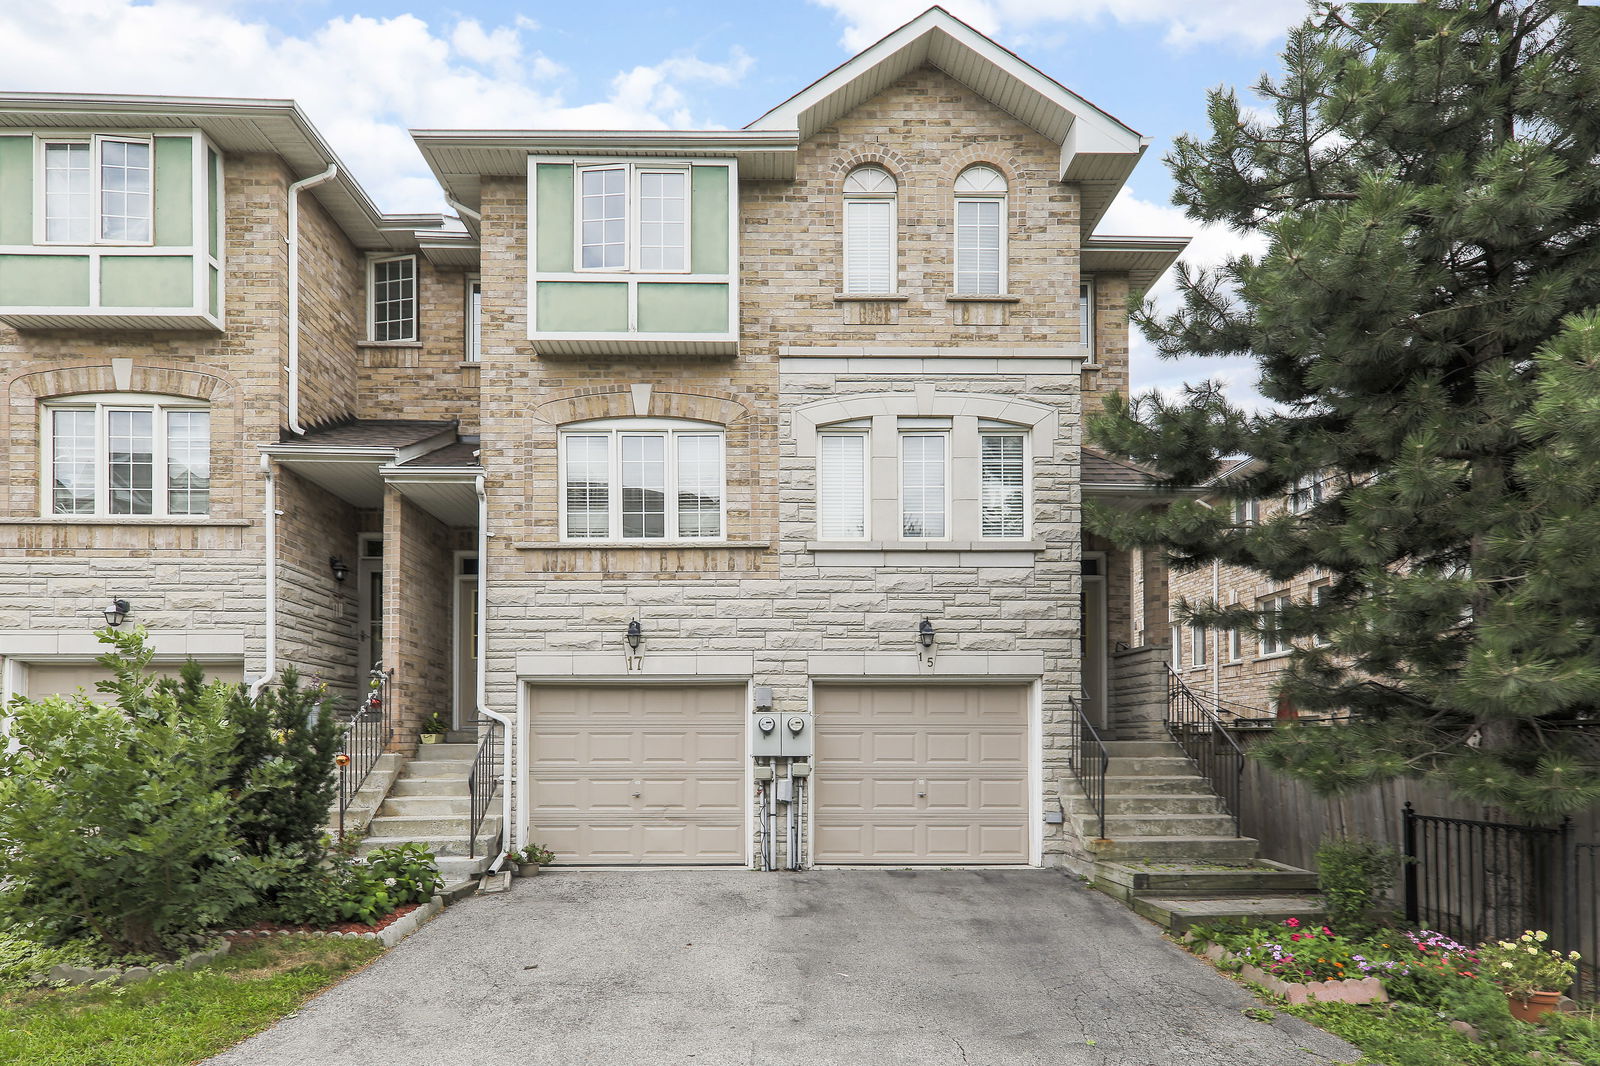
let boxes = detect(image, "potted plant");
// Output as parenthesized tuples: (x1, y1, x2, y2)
(1478, 930, 1579, 1023)
(419, 713, 450, 745)
(509, 843, 554, 877)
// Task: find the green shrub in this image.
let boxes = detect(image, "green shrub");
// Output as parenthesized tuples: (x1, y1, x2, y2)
(364, 843, 442, 906)
(1317, 835, 1401, 938)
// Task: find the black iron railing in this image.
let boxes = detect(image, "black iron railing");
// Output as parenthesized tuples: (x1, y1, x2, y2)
(1403, 805, 1595, 999)
(336, 666, 393, 840)
(1165, 666, 1244, 836)
(467, 720, 503, 859)
(1069, 695, 1109, 840)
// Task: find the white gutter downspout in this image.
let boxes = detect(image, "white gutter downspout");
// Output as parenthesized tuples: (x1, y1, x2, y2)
(250, 454, 280, 699)
(1212, 558, 1221, 704)
(285, 165, 338, 435)
(445, 196, 481, 227)
(475, 473, 515, 872)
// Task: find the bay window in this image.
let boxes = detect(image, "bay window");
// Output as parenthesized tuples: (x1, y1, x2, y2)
(44, 395, 210, 517)
(40, 136, 152, 245)
(577, 164, 689, 272)
(560, 420, 724, 541)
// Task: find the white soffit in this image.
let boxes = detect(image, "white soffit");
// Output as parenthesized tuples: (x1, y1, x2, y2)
(1082, 235, 1191, 293)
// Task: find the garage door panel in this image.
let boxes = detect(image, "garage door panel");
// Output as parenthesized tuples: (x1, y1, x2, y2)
(869, 731, 919, 763)
(924, 731, 977, 762)
(978, 731, 1028, 762)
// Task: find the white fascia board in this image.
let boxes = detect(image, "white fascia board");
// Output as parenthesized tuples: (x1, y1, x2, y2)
(257, 445, 397, 463)
(379, 466, 480, 481)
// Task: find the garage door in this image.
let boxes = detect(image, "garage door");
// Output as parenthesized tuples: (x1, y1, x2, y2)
(814, 684, 1031, 865)
(527, 685, 745, 865)
(20, 662, 245, 700)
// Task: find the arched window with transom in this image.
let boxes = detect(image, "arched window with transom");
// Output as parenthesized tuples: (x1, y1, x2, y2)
(842, 165, 897, 294)
(953, 165, 1007, 295)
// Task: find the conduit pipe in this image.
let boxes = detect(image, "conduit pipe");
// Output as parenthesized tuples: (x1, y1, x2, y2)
(249, 454, 280, 699)
(475, 473, 516, 873)
(285, 164, 338, 435)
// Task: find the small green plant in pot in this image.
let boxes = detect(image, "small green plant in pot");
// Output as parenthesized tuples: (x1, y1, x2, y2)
(1479, 930, 1578, 1023)
(419, 712, 450, 744)
(509, 843, 555, 876)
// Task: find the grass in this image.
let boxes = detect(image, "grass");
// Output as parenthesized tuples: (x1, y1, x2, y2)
(0, 936, 384, 1066)
(1286, 1001, 1600, 1066)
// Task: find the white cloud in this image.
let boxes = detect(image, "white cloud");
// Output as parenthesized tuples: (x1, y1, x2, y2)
(0, 1, 753, 211)
(1098, 189, 1272, 411)
(812, 0, 1307, 52)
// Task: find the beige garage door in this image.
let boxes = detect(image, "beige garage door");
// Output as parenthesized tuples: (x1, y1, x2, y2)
(814, 684, 1031, 865)
(21, 662, 244, 700)
(527, 685, 745, 865)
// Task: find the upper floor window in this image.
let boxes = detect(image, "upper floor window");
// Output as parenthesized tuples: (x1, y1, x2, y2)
(559, 419, 724, 541)
(1286, 474, 1323, 514)
(980, 426, 1028, 538)
(466, 277, 482, 362)
(41, 137, 151, 244)
(44, 394, 209, 517)
(842, 166, 896, 294)
(1191, 624, 1208, 668)
(900, 426, 948, 539)
(1079, 281, 1095, 359)
(577, 164, 688, 272)
(818, 427, 869, 541)
(1258, 593, 1293, 655)
(1233, 497, 1259, 526)
(369, 255, 417, 342)
(954, 165, 1006, 295)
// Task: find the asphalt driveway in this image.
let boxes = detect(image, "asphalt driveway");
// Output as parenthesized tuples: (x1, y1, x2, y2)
(211, 869, 1357, 1066)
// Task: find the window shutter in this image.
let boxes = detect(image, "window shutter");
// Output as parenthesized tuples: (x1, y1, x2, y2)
(819, 434, 867, 539)
(844, 200, 893, 293)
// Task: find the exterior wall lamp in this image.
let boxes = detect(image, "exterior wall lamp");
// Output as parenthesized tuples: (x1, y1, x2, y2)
(103, 599, 131, 627)
(918, 618, 935, 649)
(329, 556, 351, 583)
(626, 620, 643, 651)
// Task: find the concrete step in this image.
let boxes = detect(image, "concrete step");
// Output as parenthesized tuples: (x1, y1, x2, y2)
(1101, 775, 1212, 795)
(1131, 894, 1326, 934)
(1096, 814, 1238, 838)
(390, 777, 470, 797)
(364, 813, 489, 839)
(395, 763, 472, 779)
(411, 742, 485, 761)
(379, 795, 471, 818)
(1100, 740, 1184, 758)
(1085, 836, 1261, 862)
(360, 825, 502, 857)
(437, 854, 499, 881)
(1092, 859, 1319, 904)
(1066, 794, 1226, 817)
(1105, 756, 1197, 777)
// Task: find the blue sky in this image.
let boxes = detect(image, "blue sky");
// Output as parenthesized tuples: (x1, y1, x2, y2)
(0, 0, 1310, 401)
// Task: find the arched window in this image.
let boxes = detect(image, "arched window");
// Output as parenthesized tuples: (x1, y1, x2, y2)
(842, 165, 897, 294)
(954, 165, 1007, 295)
(559, 418, 725, 541)
(42, 393, 210, 516)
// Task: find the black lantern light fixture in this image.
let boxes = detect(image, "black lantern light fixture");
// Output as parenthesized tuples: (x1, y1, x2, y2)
(918, 618, 936, 649)
(329, 556, 351, 583)
(626, 620, 643, 651)
(103, 598, 131, 628)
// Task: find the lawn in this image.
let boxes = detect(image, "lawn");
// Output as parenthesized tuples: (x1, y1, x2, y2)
(0, 936, 384, 1066)
(1286, 1000, 1600, 1066)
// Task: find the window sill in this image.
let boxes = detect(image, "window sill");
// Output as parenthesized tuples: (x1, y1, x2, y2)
(807, 539, 1046, 552)
(1255, 651, 1293, 662)
(458, 360, 481, 369)
(833, 293, 908, 303)
(515, 540, 775, 551)
(946, 293, 1021, 303)
(0, 516, 250, 526)
(358, 340, 423, 349)
(1079, 362, 1104, 371)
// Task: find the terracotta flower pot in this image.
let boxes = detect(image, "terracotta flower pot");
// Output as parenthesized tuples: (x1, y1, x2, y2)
(1506, 989, 1563, 1024)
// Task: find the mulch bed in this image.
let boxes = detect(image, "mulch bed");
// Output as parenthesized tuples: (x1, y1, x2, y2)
(223, 902, 420, 939)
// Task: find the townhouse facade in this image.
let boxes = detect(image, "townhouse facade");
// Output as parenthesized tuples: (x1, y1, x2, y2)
(0, 9, 1187, 871)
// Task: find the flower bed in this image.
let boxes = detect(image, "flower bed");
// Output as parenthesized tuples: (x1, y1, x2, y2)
(222, 895, 445, 949)
(1187, 925, 1389, 1005)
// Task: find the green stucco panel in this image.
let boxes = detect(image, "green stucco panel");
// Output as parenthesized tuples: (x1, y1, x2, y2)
(209, 264, 219, 318)
(535, 164, 574, 273)
(207, 148, 220, 259)
(101, 255, 194, 307)
(0, 137, 33, 246)
(0, 255, 89, 306)
(153, 136, 193, 247)
(691, 166, 730, 275)
(536, 281, 628, 332)
(637, 283, 727, 333)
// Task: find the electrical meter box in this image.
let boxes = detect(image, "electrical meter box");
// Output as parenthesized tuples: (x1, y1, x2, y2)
(779, 713, 814, 758)
(752, 712, 783, 756)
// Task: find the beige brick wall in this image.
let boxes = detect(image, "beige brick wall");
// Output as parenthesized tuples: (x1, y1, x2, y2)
(382, 489, 457, 744)
(358, 258, 481, 433)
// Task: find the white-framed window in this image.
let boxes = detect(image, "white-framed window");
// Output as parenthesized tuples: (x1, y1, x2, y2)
(842, 165, 897, 294)
(1191, 623, 1208, 668)
(465, 277, 481, 362)
(817, 428, 870, 541)
(1286, 474, 1323, 514)
(979, 429, 1027, 538)
(1171, 625, 1182, 668)
(899, 430, 948, 539)
(954, 165, 1006, 295)
(1258, 593, 1292, 656)
(1226, 624, 1243, 662)
(576, 164, 689, 273)
(559, 419, 724, 541)
(38, 136, 153, 245)
(1312, 583, 1333, 646)
(1233, 497, 1259, 526)
(1079, 280, 1095, 359)
(369, 255, 417, 342)
(42, 394, 210, 517)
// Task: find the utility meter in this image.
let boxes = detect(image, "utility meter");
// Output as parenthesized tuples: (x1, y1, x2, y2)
(752, 712, 783, 757)
(779, 712, 813, 757)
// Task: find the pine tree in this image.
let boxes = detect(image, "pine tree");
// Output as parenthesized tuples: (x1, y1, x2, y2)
(1089, 0, 1600, 819)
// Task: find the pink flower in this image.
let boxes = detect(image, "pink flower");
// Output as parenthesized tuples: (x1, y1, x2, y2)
(1285, 918, 1302, 928)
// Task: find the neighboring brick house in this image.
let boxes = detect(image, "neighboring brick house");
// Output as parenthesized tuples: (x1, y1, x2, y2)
(0, 9, 1188, 870)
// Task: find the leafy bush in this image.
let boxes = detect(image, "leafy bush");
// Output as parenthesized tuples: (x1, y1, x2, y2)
(364, 843, 442, 905)
(510, 842, 555, 866)
(0, 629, 251, 957)
(1317, 836, 1401, 938)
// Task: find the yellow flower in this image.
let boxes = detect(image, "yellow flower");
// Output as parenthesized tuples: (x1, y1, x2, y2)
(1535, 931, 1548, 943)
(1502, 962, 1514, 969)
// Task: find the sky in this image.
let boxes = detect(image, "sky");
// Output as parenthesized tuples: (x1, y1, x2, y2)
(0, 0, 1308, 405)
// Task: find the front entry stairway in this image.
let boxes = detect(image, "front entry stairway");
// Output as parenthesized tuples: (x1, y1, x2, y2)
(358, 730, 503, 883)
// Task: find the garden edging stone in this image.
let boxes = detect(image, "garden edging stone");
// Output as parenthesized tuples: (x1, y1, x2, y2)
(1189, 933, 1389, 1006)
(41, 937, 231, 988)
(221, 895, 445, 950)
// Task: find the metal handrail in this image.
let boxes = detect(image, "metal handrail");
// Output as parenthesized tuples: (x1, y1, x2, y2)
(1165, 666, 1245, 837)
(336, 666, 394, 840)
(467, 720, 503, 859)
(1069, 695, 1109, 840)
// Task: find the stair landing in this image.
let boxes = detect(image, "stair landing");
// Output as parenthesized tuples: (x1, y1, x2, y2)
(359, 737, 503, 883)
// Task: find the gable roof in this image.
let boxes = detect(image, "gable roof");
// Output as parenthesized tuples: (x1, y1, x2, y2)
(747, 7, 1149, 231)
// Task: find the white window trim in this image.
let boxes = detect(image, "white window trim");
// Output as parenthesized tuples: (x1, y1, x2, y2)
(1079, 279, 1095, 360)
(1190, 623, 1207, 669)
(1171, 625, 1182, 669)
(465, 276, 481, 362)
(1233, 497, 1259, 526)
(816, 428, 872, 542)
(1257, 593, 1293, 657)
(34, 134, 156, 248)
(367, 254, 419, 343)
(557, 418, 727, 543)
(978, 429, 1030, 540)
(842, 169, 898, 295)
(953, 190, 1007, 296)
(39, 393, 209, 518)
(898, 430, 951, 541)
(573, 163, 692, 276)
(1225, 625, 1243, 662)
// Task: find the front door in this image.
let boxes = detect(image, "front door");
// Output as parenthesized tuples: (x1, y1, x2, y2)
(454, 554, 479, 730)
(357, 536, 384, 678)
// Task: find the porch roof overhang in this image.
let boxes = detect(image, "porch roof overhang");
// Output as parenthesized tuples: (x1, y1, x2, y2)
(1082, 447, 1201, 509)
(260, 420, 481, 524)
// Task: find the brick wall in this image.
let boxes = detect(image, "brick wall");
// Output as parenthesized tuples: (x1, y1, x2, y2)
(358, 258, 481, 433)
(383, 489, 456, 745)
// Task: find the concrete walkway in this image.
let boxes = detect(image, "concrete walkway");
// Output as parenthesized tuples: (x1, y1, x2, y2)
(211, 869, 1358, 1066)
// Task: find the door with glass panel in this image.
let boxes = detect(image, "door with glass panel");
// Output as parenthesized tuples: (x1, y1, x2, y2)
(357, 537, 384, 680)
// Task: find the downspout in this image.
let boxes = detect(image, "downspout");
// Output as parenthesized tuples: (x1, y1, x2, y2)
(475, 473, 515, 872)
(1212, 558, 1221, 704)
(250, 454, 279, 699)
(285, 164, 339, 435)
(445, 195, 481, 227)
